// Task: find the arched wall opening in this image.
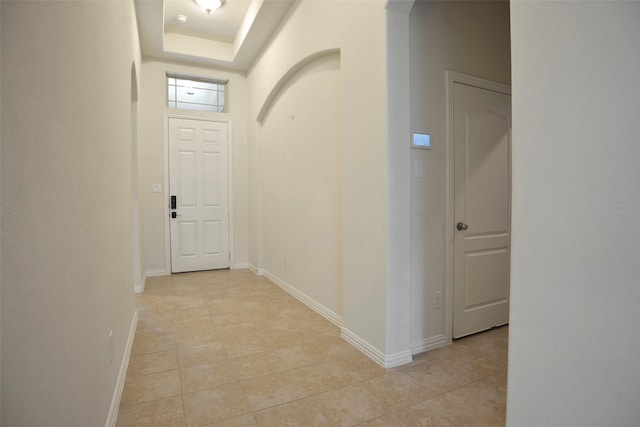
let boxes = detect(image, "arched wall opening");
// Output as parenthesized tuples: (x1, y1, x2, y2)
(257, 51, 343, 321)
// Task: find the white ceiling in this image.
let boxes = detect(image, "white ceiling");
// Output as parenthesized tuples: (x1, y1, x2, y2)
(163, 0, 251, 43)
(135, 0, 295, 71)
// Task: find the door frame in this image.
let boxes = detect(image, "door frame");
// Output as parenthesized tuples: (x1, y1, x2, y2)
(163, 113, 235, 274)
(445, 71, 511, 342)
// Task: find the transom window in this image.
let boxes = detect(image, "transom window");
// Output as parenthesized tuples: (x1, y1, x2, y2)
(167, 73, 227, 113)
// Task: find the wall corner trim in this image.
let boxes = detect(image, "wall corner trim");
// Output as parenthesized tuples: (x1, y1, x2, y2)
(145, 269, 168, 277)
(263, 270, 343, 328)
(341, 328, 413, 368)
(105, 310, 138, 427)
(135, 273, 147, 294)
(231, 263, 249, 270)
(411, 334, 449, 355)
(248, 264, 264, 276)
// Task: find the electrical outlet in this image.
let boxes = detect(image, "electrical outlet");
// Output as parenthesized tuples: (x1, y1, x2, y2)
(284, 257, 288, 269)
(433, 291, 442, 309)
(108, 330, 113, 363)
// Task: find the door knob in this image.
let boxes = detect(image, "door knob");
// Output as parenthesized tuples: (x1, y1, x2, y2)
(456, 222, 469, 231)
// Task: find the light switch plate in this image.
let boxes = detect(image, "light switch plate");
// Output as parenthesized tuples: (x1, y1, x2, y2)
(151, 184, 162, 193)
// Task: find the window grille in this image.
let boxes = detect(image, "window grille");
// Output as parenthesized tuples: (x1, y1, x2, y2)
(167, 73, 228, 113)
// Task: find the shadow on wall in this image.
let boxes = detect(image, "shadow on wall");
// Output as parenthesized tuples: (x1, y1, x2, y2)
(257, 49, 340, 124)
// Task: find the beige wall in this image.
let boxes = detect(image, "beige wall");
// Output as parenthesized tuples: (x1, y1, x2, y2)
(247, 0, 415, 363)
(139, 60, 249, 275)
(260, 53, 342, 318)
(508, 2, 640, 424)
(1, 0, 140, 424)
(408, 1, 511, 349)
(248, 0, 402, 358)
(0, 1, 3, 419)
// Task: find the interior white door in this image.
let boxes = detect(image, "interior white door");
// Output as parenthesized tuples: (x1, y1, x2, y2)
(453, 82, 511, 338)
(169, 118, 229, 273)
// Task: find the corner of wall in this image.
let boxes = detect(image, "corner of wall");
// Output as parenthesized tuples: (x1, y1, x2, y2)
(385, 1, 413, 358)
(104, 310, 138, 427)
(134, 273, 146, 294)
(263, 270, 342, 328)
(341, 328, 413, 368)
(248, 264, 264, 276)
(0, 0, 3, 419)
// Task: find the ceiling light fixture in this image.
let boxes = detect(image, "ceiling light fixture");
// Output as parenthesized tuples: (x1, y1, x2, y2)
(194, 0, 223, 14)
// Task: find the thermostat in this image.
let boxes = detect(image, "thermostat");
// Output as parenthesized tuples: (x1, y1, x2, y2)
(411, 132, 431, 149)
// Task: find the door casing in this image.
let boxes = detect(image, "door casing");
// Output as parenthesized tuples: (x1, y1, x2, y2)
(163, 113, 234, 274)
(445, 72, 511, 342)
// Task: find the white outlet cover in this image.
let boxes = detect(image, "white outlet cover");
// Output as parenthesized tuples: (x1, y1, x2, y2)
(433, 291, 442, 309)
(151, 183, 162, 193)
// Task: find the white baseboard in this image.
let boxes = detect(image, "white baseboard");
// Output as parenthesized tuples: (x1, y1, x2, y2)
(248, 264, 264, 276)
(263, 270, 343, 328)
(145, 269, 168, 277)
(105, 309, 138, 427)
(385, 350, 414, 368)
(134, 273, 146, 294)
(341, 328, 413, 368)
(259, 271, 413, 368)
(411, 334, 449, 355)
(231, 262, 249, 270)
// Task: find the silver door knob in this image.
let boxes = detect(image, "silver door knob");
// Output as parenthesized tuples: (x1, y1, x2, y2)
(456, 222, 469, 231)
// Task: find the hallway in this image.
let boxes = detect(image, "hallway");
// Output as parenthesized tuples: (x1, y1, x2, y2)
(117, 270, 507, 426)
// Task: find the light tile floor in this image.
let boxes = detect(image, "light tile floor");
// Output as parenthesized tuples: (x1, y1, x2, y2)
(116, 270, 508, 427)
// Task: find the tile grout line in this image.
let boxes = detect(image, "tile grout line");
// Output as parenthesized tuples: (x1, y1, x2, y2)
(123, 271, 508, 426)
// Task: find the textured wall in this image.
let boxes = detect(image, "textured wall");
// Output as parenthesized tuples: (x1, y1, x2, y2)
(508, 2, 640, 425)
(1, 1, 139, 424)
(260, 53, 342, 318)
(247, 0, 393, 355)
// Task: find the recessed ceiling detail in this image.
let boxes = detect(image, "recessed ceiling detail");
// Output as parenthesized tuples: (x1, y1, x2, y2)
(165, 0, 245, 43)
(135, 0, 295, 71)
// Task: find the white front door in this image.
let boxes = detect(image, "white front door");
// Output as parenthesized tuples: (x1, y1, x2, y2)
(453, 82, 511, 338)
(169, 118, 230, 273)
